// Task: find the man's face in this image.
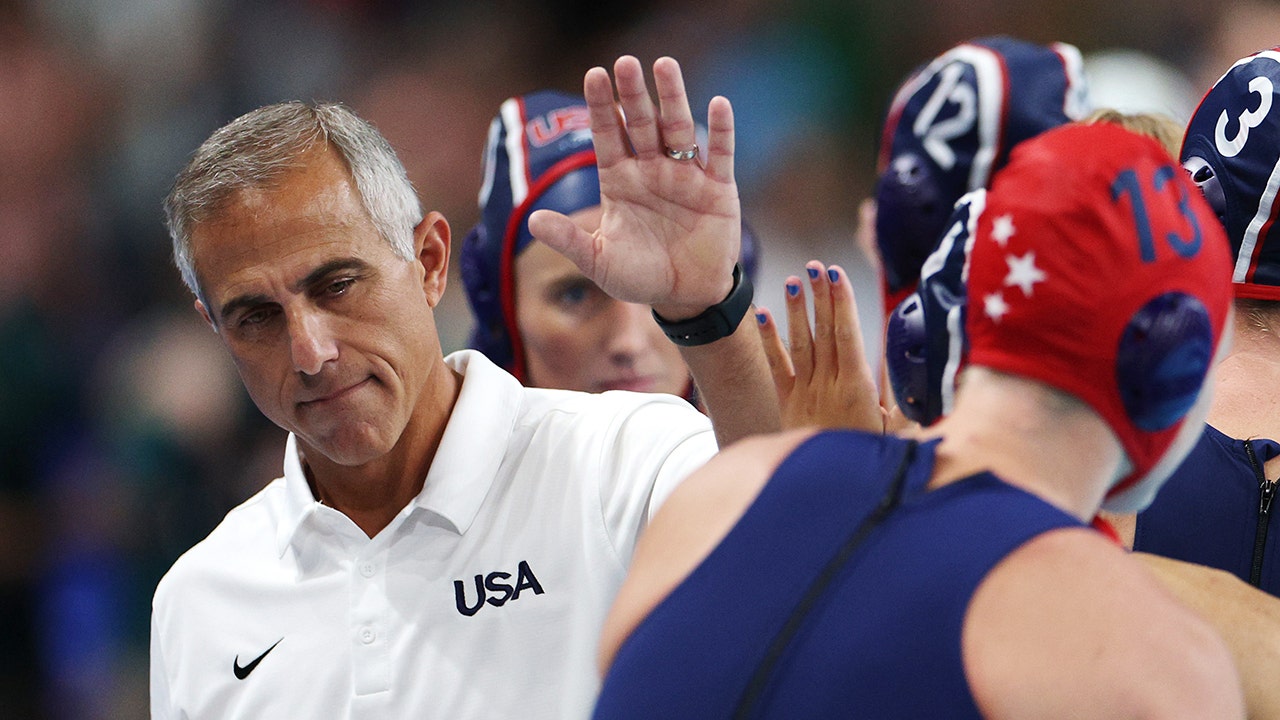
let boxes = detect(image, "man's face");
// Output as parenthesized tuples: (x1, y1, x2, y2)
(189, 146, 446, 467)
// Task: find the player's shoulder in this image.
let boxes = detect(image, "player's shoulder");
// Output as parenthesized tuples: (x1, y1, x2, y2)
(597, 428, 819, 669)
(668, 427, 828, 509)
(658, 427, 906, 533)
(966, 528, 1244, 719)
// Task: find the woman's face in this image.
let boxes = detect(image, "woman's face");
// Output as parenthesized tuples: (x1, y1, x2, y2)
(513, 206, 691, 396)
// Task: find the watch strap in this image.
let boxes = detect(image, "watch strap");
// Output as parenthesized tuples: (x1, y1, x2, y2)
(652, 263, 754, 347)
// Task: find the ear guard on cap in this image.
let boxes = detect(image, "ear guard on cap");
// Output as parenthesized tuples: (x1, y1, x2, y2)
(1180, 47, 1280, 299)
(875, 35, 1088, 306)
(884, 293, 929, 421)
(884, 190, 985, 426)
(460, 224, 513, 368)
(1182, 156, 1228, 222)
(875, 153, 951, 300)
(1116, 292, 1215, 432)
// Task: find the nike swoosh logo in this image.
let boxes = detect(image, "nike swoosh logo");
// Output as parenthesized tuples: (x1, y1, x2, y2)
(233, 638, 282, 680)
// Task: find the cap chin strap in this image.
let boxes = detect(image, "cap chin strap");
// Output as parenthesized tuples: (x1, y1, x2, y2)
(1100, 380, 1212, 514)
(1099, 453, 1137, 513)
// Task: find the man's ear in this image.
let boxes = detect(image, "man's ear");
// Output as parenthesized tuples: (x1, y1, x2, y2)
(415, 211, 451, 307)
(195, 298, 218, 332)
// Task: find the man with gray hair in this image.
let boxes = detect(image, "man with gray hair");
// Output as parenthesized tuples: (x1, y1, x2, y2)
(150, 55, 778, 718)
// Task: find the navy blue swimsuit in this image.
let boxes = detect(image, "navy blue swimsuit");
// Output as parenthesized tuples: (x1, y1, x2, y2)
(1136, 424, 1280, 593)
(593, 431, 1082, 719)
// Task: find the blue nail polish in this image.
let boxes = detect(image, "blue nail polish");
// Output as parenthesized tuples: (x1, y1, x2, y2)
(786, 282, 800, 297)
(806, 267, 820, 280)
(827, 268, 839, 283)
(755, 312, 767, 325)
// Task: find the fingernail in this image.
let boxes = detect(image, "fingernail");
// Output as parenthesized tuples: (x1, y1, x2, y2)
(806, 267, 820, 280)
(786, 282, 800, 297)
(827, 268, 839, 283)
(756, 311, 767, 325)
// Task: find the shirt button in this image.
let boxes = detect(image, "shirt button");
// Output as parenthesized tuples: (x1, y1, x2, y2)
(359, 627, 376, 644)
(359, 562, 376, 578)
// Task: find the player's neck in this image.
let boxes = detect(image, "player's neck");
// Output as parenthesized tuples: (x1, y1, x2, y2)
(1208, 318, 1280, 450)
(923, 370, 1122, 521)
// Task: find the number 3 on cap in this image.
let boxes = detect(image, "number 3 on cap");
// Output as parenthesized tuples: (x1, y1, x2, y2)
(1112, 165, 1204, 263)
(1217, 76, 1273, 158)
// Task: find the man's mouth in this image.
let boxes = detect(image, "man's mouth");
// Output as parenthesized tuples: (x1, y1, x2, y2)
(300, 377, 372, 406)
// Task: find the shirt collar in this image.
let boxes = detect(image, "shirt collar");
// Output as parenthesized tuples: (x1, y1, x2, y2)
(273, 350, 522, 555)
(275, 431, 322, 557)
(414, 350, 522, 534)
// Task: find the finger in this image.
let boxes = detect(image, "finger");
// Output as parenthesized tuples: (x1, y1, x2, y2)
(652, 57, 697, 160)
(784, 276, 814, 383)
(806, 261, 835, 379)
(884, 403, 921, 436)
(528, 209, 600, 277)
(755, 306, 796, 397)
(879, 361, 898, 418)
(613, 55, 661, 158)
(826, 265, 870, 378)
(704, 95, 735, 184)
(584, 66, 629, 168)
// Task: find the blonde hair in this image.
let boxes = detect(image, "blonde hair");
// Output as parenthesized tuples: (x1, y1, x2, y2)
(1083, 108, 1185, 158)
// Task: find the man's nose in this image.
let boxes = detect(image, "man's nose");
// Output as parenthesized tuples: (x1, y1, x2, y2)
(289, 309, 339, 375)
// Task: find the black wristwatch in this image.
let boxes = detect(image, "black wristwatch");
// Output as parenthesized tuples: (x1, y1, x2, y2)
(652, 263, 754, 347)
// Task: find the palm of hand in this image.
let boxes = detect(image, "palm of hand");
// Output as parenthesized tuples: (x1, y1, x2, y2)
(591, 155, 739, 309)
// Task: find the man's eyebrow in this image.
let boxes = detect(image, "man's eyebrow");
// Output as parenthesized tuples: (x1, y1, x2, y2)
(216, 259, 373, 326)
(296, 258, 372, 291)
(217, 293, 273, 326)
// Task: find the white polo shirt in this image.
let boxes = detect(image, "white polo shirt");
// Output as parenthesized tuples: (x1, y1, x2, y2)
(150, 350, 716, 719)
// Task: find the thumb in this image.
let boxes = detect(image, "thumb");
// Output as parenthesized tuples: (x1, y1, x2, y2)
(528, 209, 600, 276)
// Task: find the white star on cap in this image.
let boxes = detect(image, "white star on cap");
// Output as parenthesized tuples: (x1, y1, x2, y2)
(984, 292, 1010, 323)
(1004, 251, 1047, 297)
(990, 214, 1016, 247)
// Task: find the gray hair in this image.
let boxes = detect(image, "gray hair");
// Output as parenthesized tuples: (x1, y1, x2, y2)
(164, 101, 424, 299)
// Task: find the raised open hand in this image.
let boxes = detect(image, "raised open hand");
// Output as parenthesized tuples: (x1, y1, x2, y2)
(527, 55, 741, 321)
(757, 262, 885, 432)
